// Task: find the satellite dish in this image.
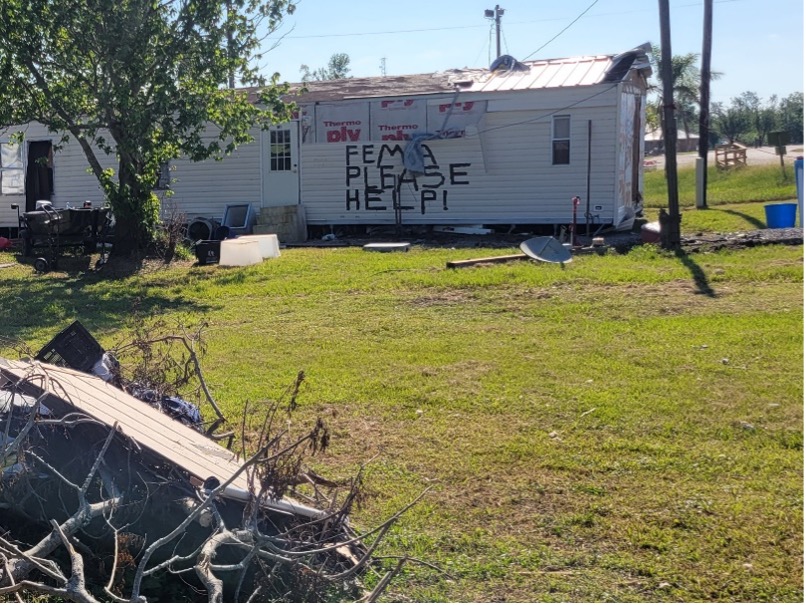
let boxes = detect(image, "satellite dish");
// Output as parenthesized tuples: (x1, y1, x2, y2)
(519, 236, 572, 264)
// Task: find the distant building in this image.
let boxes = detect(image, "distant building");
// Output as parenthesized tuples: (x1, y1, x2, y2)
(645, 126, 698, 155)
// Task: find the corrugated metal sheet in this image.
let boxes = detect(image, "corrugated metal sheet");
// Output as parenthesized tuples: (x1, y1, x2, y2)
(467, 56, 613, 94)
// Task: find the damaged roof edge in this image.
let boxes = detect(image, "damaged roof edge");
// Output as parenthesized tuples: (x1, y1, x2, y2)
(0, 357, 324, 519)
(604, 42, 654, 82)
(246, 44, 653, 105)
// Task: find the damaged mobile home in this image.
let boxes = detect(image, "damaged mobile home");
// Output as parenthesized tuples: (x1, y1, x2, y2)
(0, 44, 652, 239)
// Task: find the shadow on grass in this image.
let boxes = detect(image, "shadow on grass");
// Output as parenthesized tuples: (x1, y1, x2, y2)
(675, 250, 716, 297)
(0, 253, 214, 347)
(711, 208, 767, 230)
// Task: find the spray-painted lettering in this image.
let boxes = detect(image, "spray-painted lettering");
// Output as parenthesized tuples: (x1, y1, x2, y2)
(344, 144, 470, 214)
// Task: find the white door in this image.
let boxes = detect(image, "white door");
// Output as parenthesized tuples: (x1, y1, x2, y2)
(262, 122, 300, 207)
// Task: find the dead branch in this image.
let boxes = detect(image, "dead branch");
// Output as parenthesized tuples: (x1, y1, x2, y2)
(361, 556, 407, 603)
(1, 422, 122, 591)
(195, 529, 229, 603)
(10, 497, 122, 582)
(129, 441, 275, 600)
(371, 555, 450, 576)
(50, 519, 97, 603)
(0, 560, 24, 605)
(110, 318, 226, 428)
(0, 534, 67, 584)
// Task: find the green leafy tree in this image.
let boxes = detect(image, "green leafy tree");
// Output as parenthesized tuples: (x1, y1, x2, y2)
(712, 92, 802, 147)
(734, 91, 778, 147)
(777, 92, 804, 145)
(300, 53, 352, 82)
(711, 102, 750, 144)
(0, 0, 296, 255)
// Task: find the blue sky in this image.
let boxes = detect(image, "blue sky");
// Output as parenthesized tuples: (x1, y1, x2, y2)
(260, 0, 803, 105)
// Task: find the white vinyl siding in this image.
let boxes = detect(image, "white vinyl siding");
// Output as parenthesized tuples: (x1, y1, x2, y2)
(166, 142, 262, 221)
(0, 123, 110, 227)
(300, 137, 483, 225)
(301, 90, 621, 225)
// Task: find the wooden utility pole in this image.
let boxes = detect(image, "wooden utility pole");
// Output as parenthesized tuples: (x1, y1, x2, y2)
(696, 0, 713, 209)
(658, 0, 681, 249)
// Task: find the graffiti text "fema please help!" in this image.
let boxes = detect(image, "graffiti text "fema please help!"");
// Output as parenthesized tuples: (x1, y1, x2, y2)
(344, 144, 470, 214)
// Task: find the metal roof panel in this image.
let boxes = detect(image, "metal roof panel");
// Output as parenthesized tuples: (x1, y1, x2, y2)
(0, 358, 322, 518)
(252, 47, 648, 105)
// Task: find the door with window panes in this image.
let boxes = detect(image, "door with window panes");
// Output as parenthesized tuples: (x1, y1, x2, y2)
(261, 123, 300, 206)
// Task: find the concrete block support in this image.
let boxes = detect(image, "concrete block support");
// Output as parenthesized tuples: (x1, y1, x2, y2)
(254, 205, 307, 243)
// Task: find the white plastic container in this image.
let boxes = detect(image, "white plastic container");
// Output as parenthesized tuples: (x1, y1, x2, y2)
(218, 239, 262, 266)
(237, 234, 280, 259)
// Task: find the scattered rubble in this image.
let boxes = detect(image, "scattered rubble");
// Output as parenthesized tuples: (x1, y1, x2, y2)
(680, 228, 803, 253)
(302, 226, 802, 255)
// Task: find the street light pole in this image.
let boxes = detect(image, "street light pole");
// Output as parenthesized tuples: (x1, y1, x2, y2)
(485, 5, 505, 59)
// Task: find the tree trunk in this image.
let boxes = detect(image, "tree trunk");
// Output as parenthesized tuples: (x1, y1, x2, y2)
(110, 161, 153, 256)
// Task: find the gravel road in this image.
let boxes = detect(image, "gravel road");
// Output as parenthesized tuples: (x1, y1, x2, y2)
(646, 145, 804, 170)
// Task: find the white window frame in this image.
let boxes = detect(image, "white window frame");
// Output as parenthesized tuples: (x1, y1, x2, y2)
(551, 115, 571, 165)
(0, 142, 25, 195)
(269, 128, 293, 172)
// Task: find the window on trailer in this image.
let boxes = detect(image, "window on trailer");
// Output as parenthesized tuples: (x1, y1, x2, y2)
(552, 116, 570, 165)
(270, 129, 292, 171)
(0, 142, 24, 195)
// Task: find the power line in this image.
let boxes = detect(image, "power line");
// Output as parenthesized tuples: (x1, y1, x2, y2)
(521, 0, 601, 61)
(470, 22, 493, 67)
(272, 23, 488, 40)
(473, 82, 620, 137)
(267, 0, 744, 42)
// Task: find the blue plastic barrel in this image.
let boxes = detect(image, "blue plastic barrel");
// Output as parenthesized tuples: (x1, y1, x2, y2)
(795, 157, 803, 228)
(764, 203, 798, 229)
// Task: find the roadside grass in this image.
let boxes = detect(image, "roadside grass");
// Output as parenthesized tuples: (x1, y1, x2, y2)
(644, 163, 797, 207)
(0, 242, 802, 602)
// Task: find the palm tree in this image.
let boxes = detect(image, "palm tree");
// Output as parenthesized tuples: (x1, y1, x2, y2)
(648, 45, 721, 150)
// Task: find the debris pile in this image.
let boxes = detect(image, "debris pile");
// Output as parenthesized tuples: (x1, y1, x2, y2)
(35, 320, 209, 432)
(0, 321, 419, 602)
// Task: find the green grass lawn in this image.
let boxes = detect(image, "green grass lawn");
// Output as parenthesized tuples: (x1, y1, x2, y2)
(641, 200, 780, 234)
(0, 239, 801, 602)
(644, 163, 798, 208)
